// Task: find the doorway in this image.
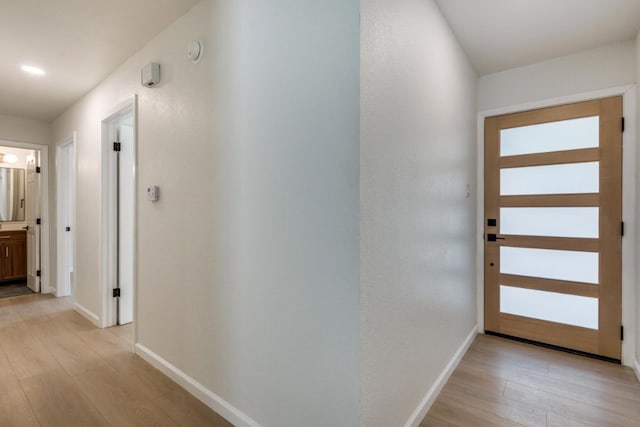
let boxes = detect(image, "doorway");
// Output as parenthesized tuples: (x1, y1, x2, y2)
(484, 96, 623, 361)
(0, 141, 49, 298)
(56, 138, 75, 297)
(102, 102, 135, 327)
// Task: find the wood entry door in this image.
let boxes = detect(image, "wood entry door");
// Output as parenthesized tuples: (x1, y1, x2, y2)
(484, 96, 622, 361)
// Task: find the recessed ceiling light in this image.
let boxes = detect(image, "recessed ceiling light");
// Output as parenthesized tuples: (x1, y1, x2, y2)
(0, 153, 18, 164)
(21, 65, 45, 76)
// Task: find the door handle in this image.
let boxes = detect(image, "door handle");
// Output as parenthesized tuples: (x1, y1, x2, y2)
(487, 234, 505, 242)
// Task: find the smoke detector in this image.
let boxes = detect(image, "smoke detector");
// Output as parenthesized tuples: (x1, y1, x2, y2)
(187, 40, 203, 64)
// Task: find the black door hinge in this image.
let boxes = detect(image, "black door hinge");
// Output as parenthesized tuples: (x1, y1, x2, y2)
(621, 117, 625, 132)
(36, 218, 41, 225)
(621, 325, 624, 341)
(112, 288, 121, 298)
(113, 142, 121, 152)
(36, 270, 41, 277)
(65, 226, 71, 232)
(36, 166, 41, 173)
(621, 221, 625, 236)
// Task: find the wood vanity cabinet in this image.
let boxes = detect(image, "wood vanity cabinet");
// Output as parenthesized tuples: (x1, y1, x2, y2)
(0, 231, 27, 281)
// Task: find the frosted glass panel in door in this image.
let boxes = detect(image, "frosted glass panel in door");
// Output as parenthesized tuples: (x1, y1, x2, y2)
(500, 207, 599, 238)
(501, 116, 599, 156)
(500, 286, 598, 329)
(501, 162, 599, 195)
(500, 247, 598, 284)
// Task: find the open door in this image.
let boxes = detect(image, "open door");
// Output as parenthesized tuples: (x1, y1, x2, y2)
(57, 141, 75, 297)
(104, 106, 134, 326)
(117, 117, 134, 325)
(26, 151, 41, 293)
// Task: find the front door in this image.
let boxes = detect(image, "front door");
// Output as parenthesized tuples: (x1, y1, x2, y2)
(484, 96, 622, 361)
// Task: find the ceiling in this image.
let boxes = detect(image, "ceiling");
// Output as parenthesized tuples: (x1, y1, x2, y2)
(0, 0, 200, 121)
(435, 0, 640, 76)
(3, 1, 640, 121)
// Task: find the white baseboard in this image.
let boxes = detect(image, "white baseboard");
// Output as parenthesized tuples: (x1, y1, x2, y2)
(634, 358, 640, 383)
(404, 325, 478, 427)
(135, 343, 260, 427)
(74, 302, 101, 327)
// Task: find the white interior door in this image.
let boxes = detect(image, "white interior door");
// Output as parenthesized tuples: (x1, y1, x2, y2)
(57, 141, 75, 297)
(104, 104, 135, 327)
(26, 151, 41, 292)
(117, 118, 134, 325)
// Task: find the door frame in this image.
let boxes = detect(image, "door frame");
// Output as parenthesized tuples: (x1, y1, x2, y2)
(56, 134, 76, 298)
(476, 85, 637, 366)
(0, 139, 50, 294)
(100, 96, 138, 331)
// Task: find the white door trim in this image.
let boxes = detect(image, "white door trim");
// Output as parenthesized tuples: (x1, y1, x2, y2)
(476, 85, 637, 366)
(56, 134, 76, 298)
(0, 139, 50, 294)
(100, 96, 138, 334)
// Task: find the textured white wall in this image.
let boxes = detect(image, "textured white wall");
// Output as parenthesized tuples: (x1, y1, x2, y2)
(479, 40, 636, 112)
(360, 0, 478, 425)
(53, 0, 360, 425)
(52, 0, 220, 328)
(211, 1, 360, 424)
(0, 114, 50, 145)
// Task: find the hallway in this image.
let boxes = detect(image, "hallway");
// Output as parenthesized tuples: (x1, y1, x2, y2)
(423, 334, 640, 426)
(0, 294, 230, 426)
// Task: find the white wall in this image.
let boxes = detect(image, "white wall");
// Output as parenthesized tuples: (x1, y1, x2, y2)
(53, 0, 360, 425)
(360, 0, 478, 425)
(52, 1, 216, 325)
(479, 40, 636, 111)
(0, 113, 50, 146)
(211, 1, 361, 425)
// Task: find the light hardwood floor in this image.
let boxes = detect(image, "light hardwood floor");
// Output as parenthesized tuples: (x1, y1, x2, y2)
(422, 334, 640, 427)
(0, 293, 232, 426)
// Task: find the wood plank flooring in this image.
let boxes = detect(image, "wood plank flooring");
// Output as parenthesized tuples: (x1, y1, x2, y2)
(6, 294, 639, 426)
(0, 293, 232, 427)
(422, 334, 640, 427)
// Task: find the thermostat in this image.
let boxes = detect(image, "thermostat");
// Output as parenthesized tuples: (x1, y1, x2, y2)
(146, 186, 160, 202)
(141, 62, 160, 87)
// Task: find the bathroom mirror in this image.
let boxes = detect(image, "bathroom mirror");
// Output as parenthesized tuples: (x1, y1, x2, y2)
(0, 168, 25, 222)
